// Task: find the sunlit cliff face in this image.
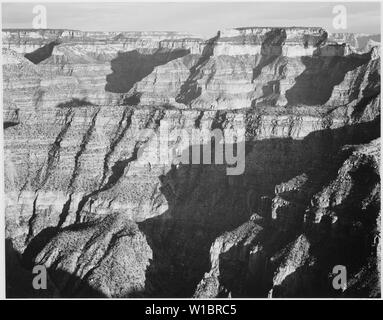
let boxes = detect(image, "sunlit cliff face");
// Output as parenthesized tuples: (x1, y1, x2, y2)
(3, 27, 381, 298)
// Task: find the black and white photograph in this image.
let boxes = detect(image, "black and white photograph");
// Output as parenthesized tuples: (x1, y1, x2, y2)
(0, 1, 381, 302)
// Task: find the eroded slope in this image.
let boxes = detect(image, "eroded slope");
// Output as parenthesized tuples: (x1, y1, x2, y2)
(3, 27, 381, 297)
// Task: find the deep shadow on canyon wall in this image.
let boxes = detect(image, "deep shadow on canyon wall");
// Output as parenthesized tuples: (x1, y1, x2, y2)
(105, 48, 190, 93)
(24, 40, 61, 64)
(252, 28, 288, 82)
(6, 238, 106, 298)
(285, 48, 372, 106)
(137, 117, 380, 297)
(175, 33, 220, 105)
(6, 116, 380, 298)
(5, 35, 380, 297)
(216, 157, 380, 298)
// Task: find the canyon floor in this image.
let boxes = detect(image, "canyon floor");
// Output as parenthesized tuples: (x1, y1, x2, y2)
(2, 27, 381, 298)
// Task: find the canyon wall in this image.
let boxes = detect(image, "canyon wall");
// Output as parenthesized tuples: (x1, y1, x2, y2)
(3, 27, 381, 297)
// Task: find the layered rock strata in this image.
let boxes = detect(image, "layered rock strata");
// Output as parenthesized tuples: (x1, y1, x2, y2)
(3, 27, 380, 297)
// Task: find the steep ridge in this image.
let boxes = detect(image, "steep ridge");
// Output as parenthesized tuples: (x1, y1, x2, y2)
(3, 27, 381, 297)
(195, 138, 380, 297)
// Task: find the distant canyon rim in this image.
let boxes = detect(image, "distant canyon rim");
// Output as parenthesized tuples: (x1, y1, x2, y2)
(2, 27, 381, 298)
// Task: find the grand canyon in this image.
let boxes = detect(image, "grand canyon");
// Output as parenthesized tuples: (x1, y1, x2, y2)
(2, 26, 381, 298)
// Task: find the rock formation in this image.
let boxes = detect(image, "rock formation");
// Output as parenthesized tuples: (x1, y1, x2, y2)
(3, 27, 380, 297)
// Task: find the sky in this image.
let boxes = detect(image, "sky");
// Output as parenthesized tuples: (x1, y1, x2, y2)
(1, 2, 381, 38)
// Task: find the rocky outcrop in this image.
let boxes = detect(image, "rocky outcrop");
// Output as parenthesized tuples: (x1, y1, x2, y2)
(195, 139, 380, 298)
(3, 27, 380, 297)
(3, 27, 380, 111)
(27, 213, 152, 297)
(328, 33, 381, 52)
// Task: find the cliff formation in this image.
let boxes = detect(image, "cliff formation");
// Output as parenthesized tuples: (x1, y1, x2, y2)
(3, 27, 380, 297)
